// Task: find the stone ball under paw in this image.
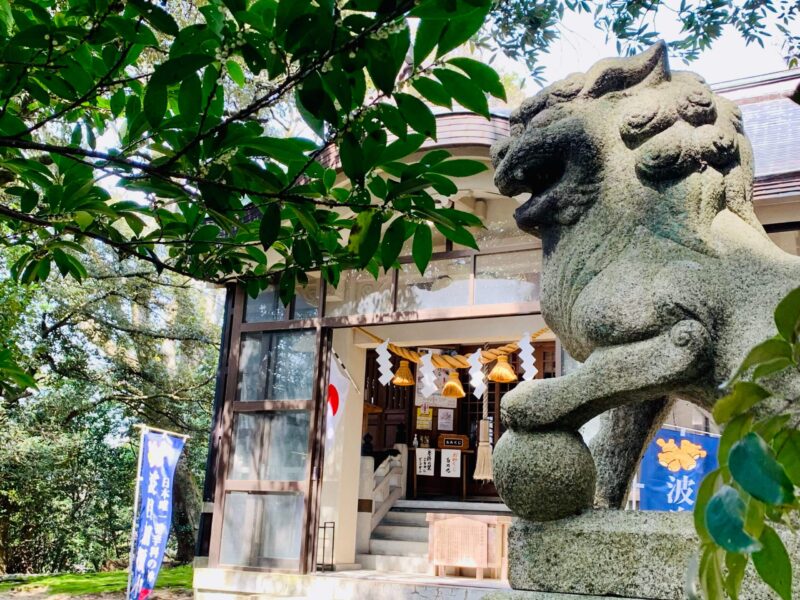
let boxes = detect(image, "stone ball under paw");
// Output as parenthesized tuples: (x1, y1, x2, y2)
(493, 429, 596, 521)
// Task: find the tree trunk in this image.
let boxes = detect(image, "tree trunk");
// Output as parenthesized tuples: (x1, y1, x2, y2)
(0, 507, 8, 574)
(172, 455, 202, 563)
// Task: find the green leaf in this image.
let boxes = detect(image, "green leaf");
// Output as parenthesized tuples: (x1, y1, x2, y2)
(411, 0, 490, 19)
(448, 57, 506, 99)
(395, 93, 436, 139)
(713, 381, 771, 424)
(379, 133, 426, 164)
(243, 136, 316, 164)
(348, 210, 381, 266)
(436, 8, 487, 57)
(729, 433, 795, 505)
(365, 27, 410, 95)
(423, 173, 458, 196)
(774, 287, 800, 342)
(129, 0, 180, 36)
(743, 496, 765, 539)
(74, 211, 94, 231)
(719, 413, 752, 466)
(279, 268, 296, 306)
(705, 485, 762, 554)
(179, 74, 202, 125)
(377, 103, 408, 140)
(151, 54, 214, 86)
(259, 203, 281, 251)
(412, 77, 452, 109)
(433, 68, 489, 117)
(339, 133, 366, 183)
(695, 469, 721, 542)
(412, 224, 433, 274)
(724, 551, 747, 600)
(413, 18, 445, 67)
(20, 190, 38, 213)
(292, 238, 313, 269)
(227, 59, 246, 87)
(296, 72, 337, 124)
(752, 526, 792, 600)
(751, 357, 792, 381)
(143, 84, 167, 128)
(699, 545, 725, 600)
(752, 414, 790, 442)
(381, 217, 407, 269)
(773, 429, 800, 486)
(435, 223, 478, 249)
(110, 89, 126, 117)
(728, 338, 793, 384)
(429, 158, 488, 177)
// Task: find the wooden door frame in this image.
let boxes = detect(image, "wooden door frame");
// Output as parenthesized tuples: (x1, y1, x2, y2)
(207, 287, 328, 574)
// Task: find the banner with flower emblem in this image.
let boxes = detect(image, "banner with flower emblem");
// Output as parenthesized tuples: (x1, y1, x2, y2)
(639, 427, 719, 511)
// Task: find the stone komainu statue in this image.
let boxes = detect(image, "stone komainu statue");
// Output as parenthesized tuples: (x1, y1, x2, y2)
(490, 41, 800, 520)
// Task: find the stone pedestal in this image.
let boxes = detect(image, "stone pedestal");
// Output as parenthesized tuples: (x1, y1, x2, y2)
(504, 510, 696, 599)
(483, 510, 799, 600)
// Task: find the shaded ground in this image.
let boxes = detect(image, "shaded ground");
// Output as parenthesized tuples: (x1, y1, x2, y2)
(0, 566, 192, 600)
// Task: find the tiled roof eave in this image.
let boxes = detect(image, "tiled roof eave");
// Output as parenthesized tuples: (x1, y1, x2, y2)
(754, 169, 800, 200)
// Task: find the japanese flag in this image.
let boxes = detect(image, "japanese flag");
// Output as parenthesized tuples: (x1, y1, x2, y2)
(326, 356, 350, 447)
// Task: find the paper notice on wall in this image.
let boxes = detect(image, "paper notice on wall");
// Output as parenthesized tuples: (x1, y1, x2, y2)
(441, 449, 461, 478)
(437, 408, 454, 431)
(416, 407, 433, 430)
(416, 448, 435, 476)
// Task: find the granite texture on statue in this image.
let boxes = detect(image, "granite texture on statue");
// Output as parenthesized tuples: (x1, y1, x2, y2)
(488, 41, 800, 597)
(491, 39, 800, 515)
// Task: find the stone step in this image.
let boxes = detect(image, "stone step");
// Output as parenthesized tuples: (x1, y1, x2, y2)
(373, 524, 430, 543)
(394, 499, 511, 514)
(369, 538, 428, 557)
(355, 553, 431, 575)
(382, 510, 428, 527)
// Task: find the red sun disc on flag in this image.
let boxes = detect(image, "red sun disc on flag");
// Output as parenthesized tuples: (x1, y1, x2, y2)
(327, 384, 339, 417)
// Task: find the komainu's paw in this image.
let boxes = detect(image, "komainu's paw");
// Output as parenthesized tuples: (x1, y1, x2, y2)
(500, 378, 569, 430)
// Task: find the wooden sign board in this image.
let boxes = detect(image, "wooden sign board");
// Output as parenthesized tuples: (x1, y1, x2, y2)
(438, 434, 469, 450)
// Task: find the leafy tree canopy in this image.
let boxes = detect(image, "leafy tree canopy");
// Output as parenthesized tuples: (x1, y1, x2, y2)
(0, 0, 503, 306)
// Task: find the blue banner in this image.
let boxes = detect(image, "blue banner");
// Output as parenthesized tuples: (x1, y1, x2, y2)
(129, 430, 185, 600)
(639, 427, 719, 512)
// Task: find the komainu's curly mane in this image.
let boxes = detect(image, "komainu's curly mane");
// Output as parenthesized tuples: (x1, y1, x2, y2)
(492, 41, 762, 240)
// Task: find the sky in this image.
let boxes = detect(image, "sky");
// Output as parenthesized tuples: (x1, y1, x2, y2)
(502, 8, 793, 90)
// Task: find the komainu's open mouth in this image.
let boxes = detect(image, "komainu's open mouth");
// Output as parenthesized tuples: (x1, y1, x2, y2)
(525, 154, 566, 197)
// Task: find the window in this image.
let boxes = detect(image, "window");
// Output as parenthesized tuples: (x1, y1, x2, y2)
(219, 492, 304, 567)
(237, 330, 317, 402)
(474, 250, 541, 305)
(396, 258, 472, 311)
(230, 412, 310, 481)
(244, 287, 285, 323)
(324, 269, 394, 316)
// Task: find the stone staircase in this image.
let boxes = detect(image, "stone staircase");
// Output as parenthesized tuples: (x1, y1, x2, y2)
(356, 508, 431, 574)
(356, 500, 512, 574)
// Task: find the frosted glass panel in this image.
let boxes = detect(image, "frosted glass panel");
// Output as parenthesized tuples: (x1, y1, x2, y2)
(294, 279, 320, 319)
(474, 250, 541, 305)
(220, 492, 304, 566)
(396, 258, 471, 311)
(230, 412, 310, 481)
(237, 330, 316, 401)
(325, 269, 393, 316)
